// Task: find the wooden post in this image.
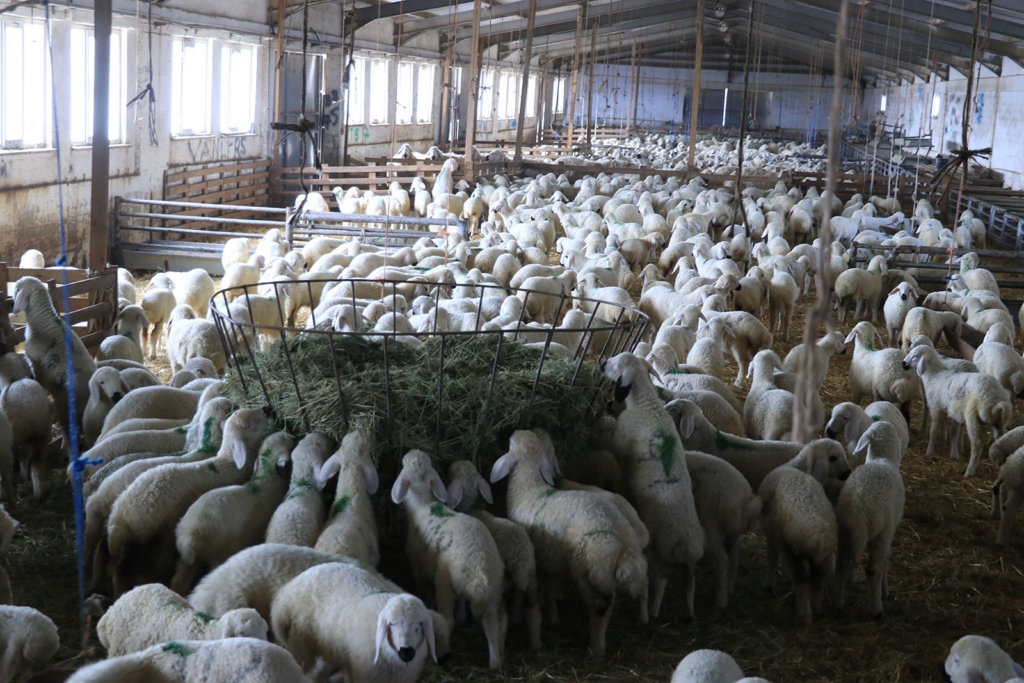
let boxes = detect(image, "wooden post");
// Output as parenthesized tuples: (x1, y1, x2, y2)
(585, 22, 597, 149)
(438, 39, 453, 146)
(514, 0, 538, 164)
(566, 5, 584, 150)
(687, 0, 706, 173)
(464, 0, 483, 181)
(537, 64, 548, 144)
(632, 43, 641, 130)
(273, 0, 286, 173)
(89, 0, 112, 271)
(626, 43, 636, 136)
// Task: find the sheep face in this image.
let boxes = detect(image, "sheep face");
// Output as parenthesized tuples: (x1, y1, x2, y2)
(218, 608, 269, 641)
(945, 635, 1024, 683)
(600, 353, 658, 403)
(90, 367, 129, 405)
(375, 594, 436, 665)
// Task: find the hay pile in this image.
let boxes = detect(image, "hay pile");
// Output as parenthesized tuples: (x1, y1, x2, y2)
(224, 333, 609, 477)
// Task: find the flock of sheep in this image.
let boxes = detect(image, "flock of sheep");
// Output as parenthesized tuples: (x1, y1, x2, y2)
(0, 139, 1020, 682)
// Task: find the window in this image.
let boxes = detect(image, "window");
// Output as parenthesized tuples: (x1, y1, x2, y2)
(415, 63, 434, 124)
(931, 93, 941, 119)
(880, 94, 887, 113)
(171, 37, 213, 136)
(221, 43, 258, 134)
(346, 56, 365, 125)
(722, 87, 729, 126)
(553, 76, 566, 114)
(396, 61, 413, 125)
(526, 74, 537, 117)
(1, 19, 49, 149)
(70, 27, 125, 145)
(499, 72, 518, 119)
(478, 68, 493, 119)
(369, 58, 389, 124)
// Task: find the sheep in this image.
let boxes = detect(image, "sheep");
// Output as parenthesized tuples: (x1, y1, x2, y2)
(83, 366, 130, 449)
(767, 270, 798, 342)
(899, 307, 963, 355)
(883, 282, 920, 347)
(516, 271, 576, 325)
(121, 367, 162, 390)
(660, 372, 744, 414)
(97, 305, 148, 364)
(701, 310, 774, 388)
(106, 406, 269, 596)
(0, 605, 59, 681)
(313, 430, 380, 567)
(392, 449, 504, 668)
(18, 250, 44, 269)
(833, 254, 887, 323)
(100, 385, 201, 438)
(734, 268, 767, 317)
(490, 430, 648, 658)
(445, 460, 541, 650)
(171, 432, 296, 594)
(825, 401, 909, 466)
(97, 583, 268, 657)
(683, 452, 761, 615)
(758, 444, 839, 626)
(781, 330, 846, 390)
(67, 638, 308, 683)
(164, 305, 227, 375)
(151, 269, 216, 318)
(990, 426, 1024, 467)
(845, 321, 919, 422)
(945, 635, 1024, 683)
(271, 562, 441, 682)
(957, 252, 1000, 296)
(904, 344, 1013, 477)
(265, 432, 333, 547)
(743, 350, 797, 441)
(221, 237, 251, 271)
(974, 325, 1024, 399)
(0, 378, 48, 500)
(670, 649, 746, 683)
(140, 286, 177, 359)
(670, 389, 745, 437)
(992, 446, 1024, 546)
(221, 254, 265, 304)
(833, 421, 905, 618)
(687, 318, 734, 381)
(13, 276, 96, 438)
(601, 353, 702, 621)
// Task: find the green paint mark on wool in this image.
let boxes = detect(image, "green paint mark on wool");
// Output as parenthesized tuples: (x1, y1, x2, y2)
(538, 488, 557, 499)
(657, 387, 673, 403)
(287, 478, 315, 499)
(207, 462, 219, 473)
(175, 426, 188, 435)
(332, 495, 351, 517)
(584, 528, 614, 537)
(666, 368, 681, 375)
(654, 428, 677, 477)
(715, 430, 757, 451)
(121, 331, 135, 341)
(362, 588, 393, 598)
(193, 610, 216, 623)
(871, 415, 881, 422)
(199, 418, 216, 452)
(162, 642, 195, 657)
(246, 449, 277, 494)
(430, 502, 454, 518)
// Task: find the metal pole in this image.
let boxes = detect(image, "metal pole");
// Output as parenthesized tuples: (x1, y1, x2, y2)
(687, 0, 706, 174)
(632, 43, 641, 130)
(513, 0, 538, 164)
(89, 0, 112, 271)
(273, 0, 286, 173)
(464, 0, 483, 181)
(585, 21, 597, 149)
(626, 43, 636, 136)
(566, 4, 584, 150)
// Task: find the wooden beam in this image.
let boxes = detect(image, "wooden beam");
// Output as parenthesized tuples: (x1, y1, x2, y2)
(273, 0, 286, 174)
(585, 20, 597, 149)
(438, 39, 453, 146)
(537, 64, 548, 144)
(632, 43, 641, 130)
(464, 0, 483, 181)
(626, 43, 636, 136)
(687, 0, 706, 173)
(566, 4, 584, 150)
(89, 0, 112, 271)
(514, 0, 537, 163)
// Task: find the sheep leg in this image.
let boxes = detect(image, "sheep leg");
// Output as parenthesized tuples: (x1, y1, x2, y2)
(542, 575, 560, 625)
(681, 561, 696, 622)
(809, 559, 828, 613)
(762, 535, 780, 595)
(579, 583, 614, 659)
(965, 417, 985, 477)
(478, 598, 504, 669)
(433, 567, 457, 630)
(524, 574, 543, 651)
(949, 422, 962, 462)
(854, 299, 863, 321)
(784, 548, 813, 627)
(997, 488, 1021, 546)
(647, 557, 669, 620)
(726, 539, 741, 597)
(992, 479, 1004, 520)
(705, 533, 730, 616)
(29, 439, 47, 500)
(866, 542, 888, 619)
(926, 406, 944, 457)
(89, 539, 111, 594)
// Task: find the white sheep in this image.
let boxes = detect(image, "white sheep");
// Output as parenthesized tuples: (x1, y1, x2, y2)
(0, 378, 49, 500)
(392, 449, 504, 668)
(767, 269, 798, 342)
(670, 649, 747, 683)
(106, 407, 269, 597)
(171, 432, 296, 594)
(601, 353, 702, 620)
(743, 350, 797, 441)
(903, 344, 1012, 477)
(781, 330, 846, 390)
(67, 638, 307, 683)
(490, 429, 648, 658)
(0, 605, 59, 681)
(825, 401, 909, 466)
(833, 421, 905, 618)
(221, 237, 251, 271)
(833, 254, 887, 323)
(700, 309, 774, 388)
(687, 318, 734, 381)
(97, 305, 148, 364)
(845, 321, 919, 423)
(150, 269, 216, 319)
(0, 505, 17, 604)
(140, 286, 177, 360)
(899, 306, 963, 355)
(100, 385, 201, 438)
(945, 635, 1024, 683)
(97, 583, 268, 657)
(883, 282, 920, 347)
(13, 276, 96, 438)
(974, 324, 1024, 399)
(165, 305, 227, 375)
(83, 366, 130, 449)
(313, 430, 380, 567)
(992, 446, 1024, 546)
(265, 432, 333, 547)
(758, 443, 839, 626)
(18, 250, 44, 269)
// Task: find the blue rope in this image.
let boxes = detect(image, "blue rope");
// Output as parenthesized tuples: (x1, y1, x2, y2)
(43, 0, 95, 615)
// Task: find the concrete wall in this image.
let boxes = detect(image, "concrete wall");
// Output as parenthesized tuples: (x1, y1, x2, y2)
(867, 57, 1024, 191)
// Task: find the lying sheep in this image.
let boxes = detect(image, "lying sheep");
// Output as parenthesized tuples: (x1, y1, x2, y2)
(945, 635, 1024, 683)
(97, 583, 268, 657)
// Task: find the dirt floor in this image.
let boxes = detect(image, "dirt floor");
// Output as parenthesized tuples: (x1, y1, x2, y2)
(6, 271, 1024, 682)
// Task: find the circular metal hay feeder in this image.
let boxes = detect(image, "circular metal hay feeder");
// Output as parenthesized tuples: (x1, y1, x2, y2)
(211, 278, 648, 473)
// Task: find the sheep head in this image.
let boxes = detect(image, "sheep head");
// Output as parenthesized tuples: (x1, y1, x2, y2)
(601, 352, 660, 404)
(376, 594, 437, 665)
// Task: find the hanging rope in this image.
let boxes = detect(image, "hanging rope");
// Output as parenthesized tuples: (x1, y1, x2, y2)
(733, 0, 756, 231)
(126, 0, 157, 146)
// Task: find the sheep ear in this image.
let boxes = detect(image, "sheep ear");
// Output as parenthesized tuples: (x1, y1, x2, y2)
(429, 473, 448, 503)
(490, 454, 514, 482)
(374, 613, 389, 664)
(362, 464, 379, 495)
(852, 433, 871, 463)
(315, 455, 340, 490)
(889, 287, 900, 296)
(843, 329, 857, 344)
(446, 480, 464, 510)
(874, 331, 885, 349)
(614, 377, 632, 403)
(89, 379, 101, 405)
(423, 616, 438, 663)
(538, 458, 556, 487)
(917, 354, 929, 376)
(477, 478, 493, 504)
(678, 410, 695, 439)
(232, 440, 248, 469)
(391, 474, 410, 504)
(640, 358, 662, 383)
(119, 378, 131, 396)
(810, 455, 830, 483)
(844, 420, 860, 447)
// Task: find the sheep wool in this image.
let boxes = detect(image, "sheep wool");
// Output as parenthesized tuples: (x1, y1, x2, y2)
(265, 432, 333, 547)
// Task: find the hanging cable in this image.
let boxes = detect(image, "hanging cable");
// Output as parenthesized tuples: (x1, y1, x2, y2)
(126, 0, 157, 146)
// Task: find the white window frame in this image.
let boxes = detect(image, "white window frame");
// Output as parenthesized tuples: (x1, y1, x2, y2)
(415, 63, 434, 124)
(931, 94, 941, 119)
(368, 57, 390, 125)
(499, 72, 518, 119)
(346, 55, 366, 125)
(880, 94, 888, 113)
(70, 25, 127, 146)
(220, 42, 259, 135)
(171, 36, 214, 137)
(552, 76, 566, 115)
(478, 68, 494, 120)
(396, 61, 414, 125)
(526, 74, 537, 118)
(1, 17, 50, 150)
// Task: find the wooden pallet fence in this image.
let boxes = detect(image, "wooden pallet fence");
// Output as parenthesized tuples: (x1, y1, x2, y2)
(162, 159, 272, 233)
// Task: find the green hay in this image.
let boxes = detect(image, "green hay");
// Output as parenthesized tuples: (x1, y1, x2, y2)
(223, 334, 610, 478)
